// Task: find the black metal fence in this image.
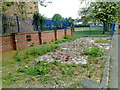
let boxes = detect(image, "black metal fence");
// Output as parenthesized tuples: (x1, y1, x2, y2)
(1, 16, 72, 33)
(2, 16, 36, 33)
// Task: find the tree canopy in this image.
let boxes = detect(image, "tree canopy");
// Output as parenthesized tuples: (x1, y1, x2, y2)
(33, 11, 46, 31)
(52, 14, 63, 21)
(79, 1, 120, 23)
(79, 1, 120, 34)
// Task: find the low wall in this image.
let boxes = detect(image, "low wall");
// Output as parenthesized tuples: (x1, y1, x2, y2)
(41, 31, 55, 43)
(57, 29, 65, 40)
(1, 33, 16, 52)
(1, 29, 73, 52)
(15, 32, 40, 50)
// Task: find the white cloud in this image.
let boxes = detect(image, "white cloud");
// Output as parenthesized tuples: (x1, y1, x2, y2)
(38, 0, 80, 19)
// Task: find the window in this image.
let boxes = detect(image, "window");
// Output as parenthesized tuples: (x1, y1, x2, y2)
(26, 35, 31, 41)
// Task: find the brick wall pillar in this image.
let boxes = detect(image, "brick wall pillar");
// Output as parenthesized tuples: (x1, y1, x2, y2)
(12, 33, 17, 50)
(64, 29, 67, 37)
(38, 32, 42, 44)
(54, 30, 57, 41)
(71, 28, 74, 36)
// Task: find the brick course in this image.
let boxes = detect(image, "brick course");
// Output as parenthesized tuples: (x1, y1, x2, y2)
(1, 29, 73, 52)
(41, 31, 55, 43)
(57, 29, 65, 40)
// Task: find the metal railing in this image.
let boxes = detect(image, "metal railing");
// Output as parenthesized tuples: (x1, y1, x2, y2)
(1, 16, 71, 33)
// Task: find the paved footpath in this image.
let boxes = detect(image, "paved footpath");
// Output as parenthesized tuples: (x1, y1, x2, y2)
(110, 26, 119, 89)
(118, 27, 120, 89)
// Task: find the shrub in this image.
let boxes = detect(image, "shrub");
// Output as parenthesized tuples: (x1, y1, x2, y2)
(84, 47, 104, 57)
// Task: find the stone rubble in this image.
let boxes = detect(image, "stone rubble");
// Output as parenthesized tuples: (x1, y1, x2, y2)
(35, 37, 111, 64)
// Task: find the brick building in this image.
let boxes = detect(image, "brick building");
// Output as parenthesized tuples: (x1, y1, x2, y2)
(2, 2, 38, 18)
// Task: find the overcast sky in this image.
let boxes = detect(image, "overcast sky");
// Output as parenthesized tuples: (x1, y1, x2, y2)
(38, 0, 82, 19)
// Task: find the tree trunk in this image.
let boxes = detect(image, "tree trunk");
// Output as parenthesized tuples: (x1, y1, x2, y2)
(103, 22, 105, 34)
(103, 22, 109, 34)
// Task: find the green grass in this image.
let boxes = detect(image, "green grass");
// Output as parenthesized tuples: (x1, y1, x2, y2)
(53, 36, 79, 44)
(2, 36, 107, 88)
(26, 44, 60, 57)
(84, 47, 104, 57)
(95, 39, 109, 43)
(2, 36, 80, 88)
(74, 27, 112, 36)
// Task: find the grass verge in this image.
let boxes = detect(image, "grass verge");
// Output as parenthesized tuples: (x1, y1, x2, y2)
(53, 36, 79, 44)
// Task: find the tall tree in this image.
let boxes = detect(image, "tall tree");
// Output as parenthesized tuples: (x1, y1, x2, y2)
(52, 14, 63, 21)
(52, 14, 63, 29)
(79, 1, 120, 34)
(33, 11, 46, 31)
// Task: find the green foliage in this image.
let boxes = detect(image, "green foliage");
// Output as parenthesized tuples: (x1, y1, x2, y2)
(52, 14, 64, 29)
(86, 2, 120, 22)
(66, 62, 77, 67)
(13, 51, 22, 61)
(26, 44, 60, 57)
(5, 2, 15, 6)
(79, 2, 120, 33)
(53, 36, 79, 44)
(81, 16, 91, 25)
(84, 47, 104, 57)
(2, 75, 17, 85)
(33, 11, 46, 30)
(53, 40, 63, 44)
(52, 60, 60, 65)
(17, 67, 26, 73)
(52, 14, 63, 21)
(1, 5, 7, 11)
(61, 68, 74, 76)
(27, 67, 48, 76)
(68, 17, 74, 28)
(64, 36, 79, 41)
(95, 39, 109, 43)
(78, 70, 85, 73)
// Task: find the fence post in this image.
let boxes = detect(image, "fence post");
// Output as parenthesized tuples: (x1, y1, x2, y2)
(16, 16, 20, 32)
(111, 22, 115, 36)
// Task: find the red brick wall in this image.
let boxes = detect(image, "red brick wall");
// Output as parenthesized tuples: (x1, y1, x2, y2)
(15, 32, 39, 50)
(66, 29, 72, 36)
(1, 33, 16, 52)
(57, 29, 65, 40)
(41, 31, 55, 43)
(1, 29, 73, 52)
(0, 36, 2, 53)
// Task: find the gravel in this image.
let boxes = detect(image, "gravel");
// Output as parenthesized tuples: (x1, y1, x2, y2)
(35, 37, 111, 64)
